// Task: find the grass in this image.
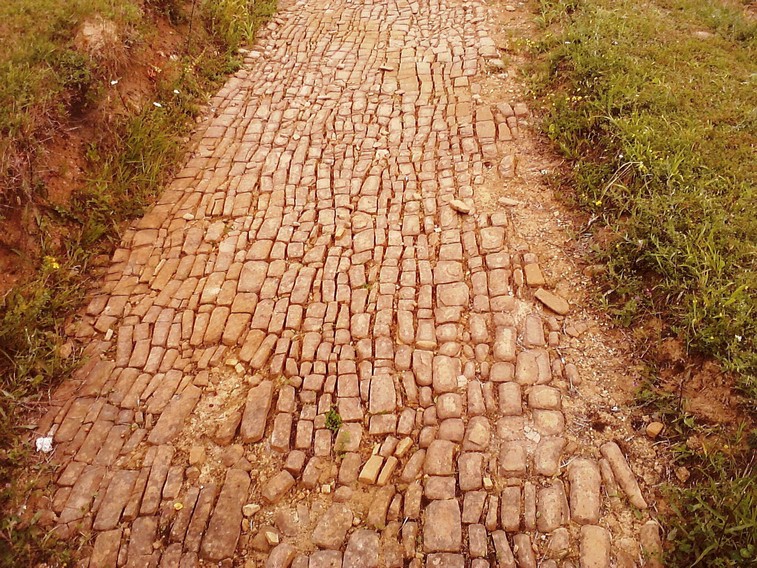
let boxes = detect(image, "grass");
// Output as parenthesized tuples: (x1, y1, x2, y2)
(530, 0, 756, 397)
(637, 385, 757, 566)
(0, 0, 142, 206)
(530, 0, 756, 564)
(0, 0, 275, 564)
(325, 407, 344, 433)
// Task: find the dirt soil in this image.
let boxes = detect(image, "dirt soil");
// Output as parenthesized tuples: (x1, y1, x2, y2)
(0, 6, 200, 296)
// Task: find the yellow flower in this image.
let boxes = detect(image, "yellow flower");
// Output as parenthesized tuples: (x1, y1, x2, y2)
(43, 256, 60, 270)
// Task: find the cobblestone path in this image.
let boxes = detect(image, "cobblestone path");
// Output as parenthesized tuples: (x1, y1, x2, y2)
(35, 0, 664, 566)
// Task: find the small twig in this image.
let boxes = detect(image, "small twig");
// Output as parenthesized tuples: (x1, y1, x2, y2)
(185, 0, 199, 55)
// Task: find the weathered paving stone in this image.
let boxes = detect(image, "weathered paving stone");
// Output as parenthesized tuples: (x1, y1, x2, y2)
(499, 442, 527, 477)
(90, 528, 122, 567)
(491, 530, 517, 568)
(425, 440, 456, 476)
(147, 385, 201, 445)
(534, 288, 570, 315)
(262, 471, 295, 504)
(266, 542, 297, 568)
(568, 458, 602, 524)
(125, 516, 158, 567)
(185, 484, 217, 553)
(367, 484, 396, 529)
(240, 380, 274, 443)
(426, 554, 465, 568)
(309, 550, 343, 568)
(468, 523, 488, 557)
(312, 503, 353, 549)
(640, 521, 664, 568)
(423, 499, 462, 552)
(458, 452, 484, 491)
(580, 525, 611, 568)
(200, 469, 250, 561)
(537, 481, 570, 532)
(343, 529, 380, 568)
(600, 442, 648, 509)
(547, 527, 571, 559)
(534, 436, 566, 476)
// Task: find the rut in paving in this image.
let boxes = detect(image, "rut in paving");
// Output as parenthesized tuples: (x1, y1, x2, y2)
(35, 0, 663, 566)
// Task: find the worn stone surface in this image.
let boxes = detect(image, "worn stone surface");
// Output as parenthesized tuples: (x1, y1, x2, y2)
(312, 503, 353, 550)
(201, 469, 250, 560)
(423, 499, 462, 552)
(31, 0, 659, 565)
(343, 530, 379, 568)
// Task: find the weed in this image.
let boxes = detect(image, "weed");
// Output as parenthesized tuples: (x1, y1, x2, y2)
(325, 407, 343, 434)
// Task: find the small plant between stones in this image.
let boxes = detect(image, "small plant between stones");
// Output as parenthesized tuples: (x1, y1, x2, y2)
(325, 407, 343, 433)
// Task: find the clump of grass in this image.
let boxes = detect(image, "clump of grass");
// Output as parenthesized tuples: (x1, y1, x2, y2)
(325, 407, 343, 433)
(659, 414, 757, 567)
(202, 0, 276, 53)
(531, 0, 756, 395)
(0, 0, 141, 205)
(531, 1, 756, 564)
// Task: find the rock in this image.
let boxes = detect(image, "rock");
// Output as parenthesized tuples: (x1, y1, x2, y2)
(523, 264, 545, 287)
(498, 197, 520, 206)
(312, 503, 353, 549)
(423, 499, 461, 552)
(640, 521, 663, 568)
(147, 385, 202, 445)
(536, 481, 569, 533)
(309, 550, 343, 568)
(367, 484, 395, 529)
(201, 469, 250, 561)
(645, 422, 664, 439)
(240, 381, 274, 443)
(579, 525, 610, 568)
(262, 471, 295, 504)
(534, 288, 570, 315)
(450, 200, 472, 214)
(491, 531, 516, 568)
(426, 554, 465, 567)
(424, 440, 456, 475)
(359, 455, 384, 484)
(343, 529, 380, 568)
(567, 458, 601, 524)
(499, 155, 517, 178)
(74, 17, 120, 58)
(265, 542, 297, 568)
(90, 528, 122, 567)
(189, 445, 206, 466)
(675, 466, 691, 483)
(600, 442, 648, 509)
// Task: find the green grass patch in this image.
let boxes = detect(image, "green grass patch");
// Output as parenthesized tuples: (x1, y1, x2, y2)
(0, 0, 275, 564)
(531, 0, 756, 564)
(202, 0, 277, 53)
(531, 0, 756, 394)
(0, 0, 142, 203)
(637, 384, 757, 566)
